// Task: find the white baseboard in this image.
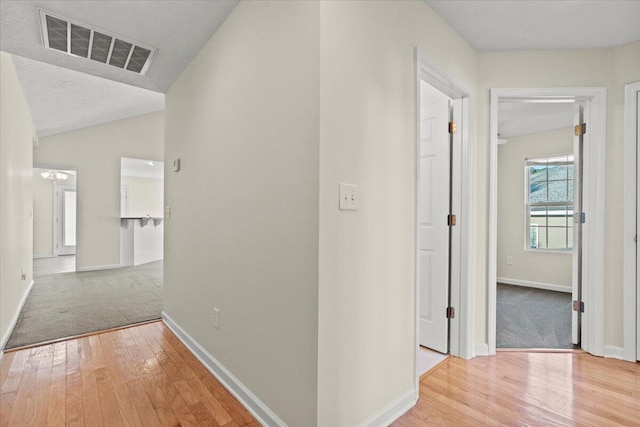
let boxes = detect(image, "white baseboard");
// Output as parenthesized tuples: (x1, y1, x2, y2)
(77, 263, 122, 272)
(474, 343, 490, 357)
(603, 345, 624, 360)
(0, 280, 35, 358)
(497, 277, 571, 293)
(161, 312, 286, 427)
(357, 389, 416, 427)
(33, 254, 53, 259)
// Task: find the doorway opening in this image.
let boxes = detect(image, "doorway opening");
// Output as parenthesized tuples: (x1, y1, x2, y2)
(495, 99, 579, 349)
(414, 48, 474, 386)
(33, 166, 77, 275)
(417, 80, 455, 373)
(489, 88, 607, 357)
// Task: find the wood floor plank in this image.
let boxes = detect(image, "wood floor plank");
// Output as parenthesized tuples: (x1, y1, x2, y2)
(47, 342, 67, 427)
(1, 348, 28, 394)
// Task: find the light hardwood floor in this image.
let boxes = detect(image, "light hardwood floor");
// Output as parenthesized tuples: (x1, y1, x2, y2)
(3, 322, 639, 426)
(0, 321, 257, 426)
(394, 351, 640, 426)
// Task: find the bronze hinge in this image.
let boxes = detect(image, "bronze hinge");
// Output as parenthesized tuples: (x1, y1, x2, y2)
(447, 214, 457, 226)
(446, 307, 455, 319)
(449, 121, 457, 134)
(572, 300, 585, 313)
(574, 123, 587, 136)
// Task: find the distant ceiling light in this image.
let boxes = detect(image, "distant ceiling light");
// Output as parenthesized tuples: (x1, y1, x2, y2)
(41, 171, 69, 180)
(147, 161, 154, 166)
(39, 9, 157, 75)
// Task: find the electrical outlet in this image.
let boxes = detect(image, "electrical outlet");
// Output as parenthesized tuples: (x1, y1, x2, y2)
(339, 183, 358, 210)
(506, 256, 513, 265)
(213, 308, 220, 329)
(165, 206, 171, 219)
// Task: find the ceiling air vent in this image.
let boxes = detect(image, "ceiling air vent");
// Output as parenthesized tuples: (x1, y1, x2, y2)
(39, 10, 157, 75)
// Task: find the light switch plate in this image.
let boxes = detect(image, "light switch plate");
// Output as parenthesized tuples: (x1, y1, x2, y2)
(339, 183, 358, 210)
(165, 206, 171, 219)
(172, 158, 181, 172)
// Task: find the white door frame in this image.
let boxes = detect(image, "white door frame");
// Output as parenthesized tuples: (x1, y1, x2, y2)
(34, 163, 79, 270)
(623, 81, 640, 362)
(414, 48, 475, 396)
(489, 87, 607, 356)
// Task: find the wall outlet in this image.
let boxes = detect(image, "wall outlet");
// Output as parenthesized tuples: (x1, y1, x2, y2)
(213, 308, 220, 329)
(506, 256, 513, 265)
(165, 206, 171, 219)
(339, 183, 358, 211)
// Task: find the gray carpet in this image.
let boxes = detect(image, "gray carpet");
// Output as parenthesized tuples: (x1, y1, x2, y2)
(497, 283, 576, 349)
(6, 261, 163, 349)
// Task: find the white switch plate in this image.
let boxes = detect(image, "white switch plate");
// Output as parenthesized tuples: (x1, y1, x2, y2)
(506, 256, 513, 265)
(213, 308, 220, 329)
(165, 206, 171, 219)
(172, 158, 181, 172)
(339, 183, 358, 210)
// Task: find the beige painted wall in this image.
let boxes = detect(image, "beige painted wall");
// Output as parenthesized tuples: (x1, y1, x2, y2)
(0, 52, 35, 347)
(121, 176, 163, 218)
(318, 1, 477, 425)
(34, 111, 164, 270)
(164, 1, 319, 425)
(477, 41, 640, 348)
(32, 170, 53, 257)
(497, 128, 573, 289)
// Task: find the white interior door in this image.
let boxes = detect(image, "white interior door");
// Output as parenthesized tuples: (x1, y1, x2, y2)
(418, 90, 451, 353)
(54, 183, 76, 256)
(572, 103, 585, 346)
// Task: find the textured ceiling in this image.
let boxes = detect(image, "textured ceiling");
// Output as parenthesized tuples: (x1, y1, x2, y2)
(12, 55, 164, 137)
(0, 0, 239, 93)
(1, 0, 238, 137)
(426, 0, 640, 51)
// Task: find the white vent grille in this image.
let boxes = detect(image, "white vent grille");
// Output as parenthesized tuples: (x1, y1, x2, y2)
(39, 10, 156, 75)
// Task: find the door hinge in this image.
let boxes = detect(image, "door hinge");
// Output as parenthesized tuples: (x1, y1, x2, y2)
(448, 121, 457, 134)
(447, 214, 457, 226)
(573, 212, 586, 224)
(634, 234, 638, 243)
(574, 123, 587, 136)
(446, 307, 455, 319)
(572, 300, 585, 313)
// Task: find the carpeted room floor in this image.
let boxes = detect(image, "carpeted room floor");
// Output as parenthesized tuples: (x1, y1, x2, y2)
(6, 260, 163, 349)
(497, 283, 576, 349)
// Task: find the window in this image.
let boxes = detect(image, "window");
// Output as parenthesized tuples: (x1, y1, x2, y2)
(526, 154, 574, 251)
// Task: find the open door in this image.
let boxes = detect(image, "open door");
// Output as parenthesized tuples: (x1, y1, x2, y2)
(572, 104, 585, 346)
(418, 85, 452, 353)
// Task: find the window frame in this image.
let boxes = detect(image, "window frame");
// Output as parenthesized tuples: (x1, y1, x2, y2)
(524, 154, 575, 254)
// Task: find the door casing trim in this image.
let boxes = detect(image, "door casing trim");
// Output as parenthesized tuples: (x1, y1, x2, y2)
(414, 48, 475, 401)
(623, 81, 640, 362)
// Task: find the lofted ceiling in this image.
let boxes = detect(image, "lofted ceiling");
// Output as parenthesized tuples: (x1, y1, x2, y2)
(0, 0, 238, 137)
(426, 0, 640, 51)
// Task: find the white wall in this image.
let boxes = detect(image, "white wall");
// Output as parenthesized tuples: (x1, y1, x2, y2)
(32, 169, 53, 257)
(318, 1, 477, 425)
(497, 128, 573, 290)
(121, 176, 163, 218)
(33, 111, 164, 270)
(164, 1, 319, 425)
(477, 42, 640, 349)
(0, 52, 35, 348)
